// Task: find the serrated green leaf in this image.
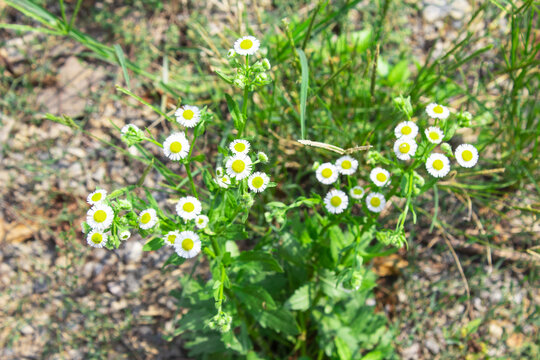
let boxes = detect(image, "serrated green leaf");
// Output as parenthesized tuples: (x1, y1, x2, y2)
(286, 284, 312, 311)
(235, 250, 283, 273)
(256, 309, 299, 336)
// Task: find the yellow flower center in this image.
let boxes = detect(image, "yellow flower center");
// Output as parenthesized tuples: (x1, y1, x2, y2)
(399, 143, 410, 154)
(93, 210, 107, 223)
(341, 160, 352, 169)
(91, 192, 102, 202)
(433, 159, 444, 171)
(433, 105, 443, 114)
(252, 176, 264, 188)
(221, 176, 229, 183)
(170, 141, 182, 153)
(240, 39, 253, 50)
(183, 202, 195, 212)
(353, 188, 363, 195)
(321, 168, 333, 178)
(330, 196, 342, 207)
(462, 150, 473, 162)
(91, 233, 102, 244)
(401, 126, 412, 135)
(376, 173, 387, 182)
(182, 238, 194, 251)
(234, 142, 246, 152)
(167, 234, 176, 244)
(232, 160, 245, 173)
(183, 109, 194, 120)
(198, 218, 204, 224)
(141, 212, 151, 224)
(370, 197, 381, 207)
(429, 131, 439, 141)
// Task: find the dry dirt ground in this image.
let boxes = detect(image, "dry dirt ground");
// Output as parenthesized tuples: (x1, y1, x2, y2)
(1, 1, 538, 359)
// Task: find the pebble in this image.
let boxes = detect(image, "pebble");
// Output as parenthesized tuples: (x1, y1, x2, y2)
(425, 337, 440, 354)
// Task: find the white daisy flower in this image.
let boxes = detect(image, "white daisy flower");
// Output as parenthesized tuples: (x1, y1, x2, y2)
(176, 196, 202, 220)
(257, 151, 269, 163)
(393, 137, 418, 161)
(229, 139, 250, 155)
(425, 127, 444, 144)
(87, 189, 107, 205)
(315, 162, 339, 185)
(248, 172, 270, 193)
(455, 144, 479, 168)
(216, 175, 231, 189)
(87, 230, 107, 248)
(195, 215, 209, 229)
(366, 193, 386, 213)
(370, 167, 391, 187)
(323, 189, 349, 214)
(394, 121, 419, 138)
(86, 204, 114, 230)
(227, 49, 236, 57)
(335, 155, 358, 175)
(426, 103, 450, 119)
(426, 153, 451, 178)
(139, 208, 158, 230)
(225, 154, 253, 180)
(350, 186, 365, 199)
(119, 230, 131, 241)
(216, 166, 224, 177)
(175, 105, 201, 128)
(175, 231, 202, 259)
(234, 36, 260, 56)
(163, 230, 180, 247)
(163, 132, 189, 161)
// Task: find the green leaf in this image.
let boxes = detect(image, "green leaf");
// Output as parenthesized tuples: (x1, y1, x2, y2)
(461, 318, 482, 338)
(143, 237, 164, 251)
(387, 60, 410, 85)
(255, 309, 299, 336)
(335, 337, 352, 360)
(232, 284, 277, 312)
(297, 48, 309, 140)
(114, 44, 130, 88)
(215, 69, 234, 84)
(162, 253, 186, 268)
(286, 284, 312, 311)
(225, 93, 244, 134)
(235, 250, 284, 273)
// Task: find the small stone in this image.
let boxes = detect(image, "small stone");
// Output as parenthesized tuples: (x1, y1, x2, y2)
(402, 343, 420, 360)
(107, 281, 124, 297)
(20, 324, 34, 335)
(123, 241, 143, 263)
(425, 338, 440, 354)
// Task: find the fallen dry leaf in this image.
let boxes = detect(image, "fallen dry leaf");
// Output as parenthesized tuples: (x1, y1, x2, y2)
(373, 254, 409, 276)
(0, 219, 40, 243)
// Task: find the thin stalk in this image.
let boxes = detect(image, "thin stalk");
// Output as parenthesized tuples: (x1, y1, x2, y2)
(240, 55, 250, 137)
(67, 0, 83, 32)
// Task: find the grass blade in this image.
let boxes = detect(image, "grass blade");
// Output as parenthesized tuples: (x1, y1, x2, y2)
(297, 48, 309, 140)
(114, 44, 131, 89)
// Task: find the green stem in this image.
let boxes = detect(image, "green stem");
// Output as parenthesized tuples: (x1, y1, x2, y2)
(67, 0, 83, 32)
(239, 55, 250, 137)
(185, 131, 199, 198)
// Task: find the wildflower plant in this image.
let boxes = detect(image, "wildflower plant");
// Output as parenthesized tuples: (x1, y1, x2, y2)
(305, 95, 480, 253)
